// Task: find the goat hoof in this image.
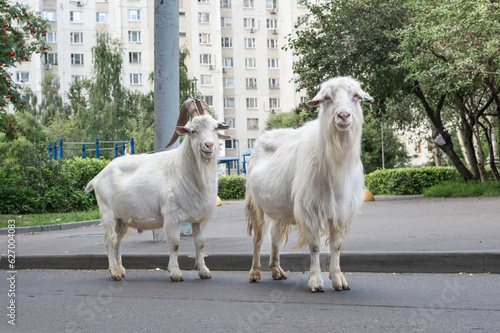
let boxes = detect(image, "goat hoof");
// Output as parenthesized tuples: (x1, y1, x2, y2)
(249, 269, 261, 283)
(331, 272, 350, 291)
(111, 275, 122, 281)
(199, 271, 212, 280)
(271, 267, 287, 280)
(170, 275, 184, 282)
(309, 285, 325, 293)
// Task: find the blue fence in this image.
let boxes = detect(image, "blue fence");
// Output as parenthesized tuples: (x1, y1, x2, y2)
(48, 138, 135, 160)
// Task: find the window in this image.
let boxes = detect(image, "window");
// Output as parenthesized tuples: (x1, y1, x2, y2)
(297, 15, 308, 27)
(96, 0, 109, 2)
(269, 78, 280, 89)
(267, 39, 278, 49)
(222, 57, 233, 68)
(297, 0, 308, 6)
(43, 53, 58, 65)
(70, 11, 83, 22)
(243, 18, 255, 29)
(224, 98, 235, 108)
(223, 77, 234, 88)
(221, 37, 233, 48)
(268, 58, 279, 68)
(128, 31, 141, 42)
(128, 10, 140, 21)
(202, 95, 213, 106)
(44, 32, 57, 43)
(130, 73, 143, 84)
(245, 58, 256, 68)
(96, 12, 109, 23)
(129, 52, 141, 64)
(246, 98, 258, 108)
(248, 138, 256, 149)
(179, 32, 187, 37)
(266, 0, 277, 9)
(267, 19, 278, 29)
(200, 74, 213, 86)
(71, 53, 84, 65)
(198, 13, 210, 23)
(43, 11, 57, 22)
(221, 17, 232, 28)
(97, 33, 109, 42)
(224, 118, 236, 128)
(225, 139, 237, 149)
(300, 96, 307, 104)
(244, 0, 254, 8)
(71, 75, 85, 84)
(200, 54, 212, 65)
(221, 0, 231, 8)
(246, 78, 257, 89)
(247, 118, 259, 130)
(198, 0, 210, 2)
(70, 32, 83, 44)
(269, 98, 281, 108)
(15, 72, 29, 83)
(245, 38, 256, 48)
(199, 33, 211, 44)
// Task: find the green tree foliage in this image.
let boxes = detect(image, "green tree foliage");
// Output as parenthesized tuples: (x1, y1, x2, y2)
(264, 111, 301, 130)
(287, 0, 500, 182)
(0, 1, 49, 139)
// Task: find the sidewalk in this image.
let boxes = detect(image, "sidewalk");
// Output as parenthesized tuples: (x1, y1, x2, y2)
(1, 196, 499, 273)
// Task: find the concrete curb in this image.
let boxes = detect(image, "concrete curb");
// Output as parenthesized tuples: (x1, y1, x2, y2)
(0, 220, 101, 235)
(2, 251, 499, 274)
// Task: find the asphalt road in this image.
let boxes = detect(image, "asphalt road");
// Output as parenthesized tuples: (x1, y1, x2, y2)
(2, 270, 499, 333)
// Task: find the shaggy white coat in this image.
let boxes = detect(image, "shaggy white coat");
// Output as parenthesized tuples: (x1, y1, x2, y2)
(86, 115, 226, 282)
(246, 76, 369, 292)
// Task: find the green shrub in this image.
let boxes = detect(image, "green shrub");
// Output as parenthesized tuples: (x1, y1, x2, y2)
(0, 156, 109, 214)
(364, 167, 461, 195)
(218, 175, 246, 200)
(423, 180, 500, 197)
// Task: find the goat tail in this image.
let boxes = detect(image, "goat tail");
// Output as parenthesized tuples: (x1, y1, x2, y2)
(84, 179, 94, 193)
(245, 191, 266, 245)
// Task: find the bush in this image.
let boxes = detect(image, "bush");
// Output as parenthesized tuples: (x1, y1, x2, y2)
(0, 156, 109, 214)
(423, 180, 500, 198)
(364, 167, 461, 195)
(218, 175, 246, 200)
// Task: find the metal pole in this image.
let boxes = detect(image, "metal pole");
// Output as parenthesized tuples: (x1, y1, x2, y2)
(82, 144, 85, 159)
(153, 0, 180, 242)
(154, 0, 179, 153)
(48, 143, 52, 158)
(122, 141, 125, 155)
(130, 137, 135, 154)
(95, 138, 99, 159)
(53, 141, 57, 160)
(381, 123, 385, 169)
(59, 138, 63, 159)
(114, 143, 118, 158)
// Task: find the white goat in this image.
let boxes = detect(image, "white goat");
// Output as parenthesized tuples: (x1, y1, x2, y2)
(85, 99, 229, 282)
(246, 76, 373, 292)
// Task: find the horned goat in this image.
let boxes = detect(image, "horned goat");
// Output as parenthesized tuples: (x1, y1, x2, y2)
(246, 76, 373, 292)
(85, 98, 229, 282)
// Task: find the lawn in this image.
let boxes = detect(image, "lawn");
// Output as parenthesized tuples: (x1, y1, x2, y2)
(423, 180, 500, 198)
(0, 208, 100, 229)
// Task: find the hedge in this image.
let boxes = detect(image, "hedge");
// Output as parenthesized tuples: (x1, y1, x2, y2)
(0, 157, 110, 214)
(364, 167, 461, 195)
(218, 175, 246, 200)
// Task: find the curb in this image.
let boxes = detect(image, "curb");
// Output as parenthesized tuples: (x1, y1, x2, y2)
(1, 251, 499, 274)
(0, 220, 101, 235)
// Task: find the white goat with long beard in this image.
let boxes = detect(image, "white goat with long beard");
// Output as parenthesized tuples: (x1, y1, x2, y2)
(246, 76, 373, 292)
(85, 99, 229, 282)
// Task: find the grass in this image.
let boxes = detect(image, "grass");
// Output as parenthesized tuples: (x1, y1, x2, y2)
(0, 208, 100, 229)
(423, 180, 500, 198)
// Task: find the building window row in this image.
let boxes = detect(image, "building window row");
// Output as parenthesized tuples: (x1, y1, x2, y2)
(44, 31, 141, 44)
(60, 10, 141, 23)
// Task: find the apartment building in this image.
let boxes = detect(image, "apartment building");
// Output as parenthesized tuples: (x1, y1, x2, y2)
(13, 0, 312, 172)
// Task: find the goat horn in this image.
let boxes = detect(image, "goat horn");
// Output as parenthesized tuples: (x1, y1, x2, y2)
(165, 98, 193, 148)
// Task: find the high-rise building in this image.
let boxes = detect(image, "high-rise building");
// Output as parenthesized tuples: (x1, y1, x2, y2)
(12, 0, 311, 172)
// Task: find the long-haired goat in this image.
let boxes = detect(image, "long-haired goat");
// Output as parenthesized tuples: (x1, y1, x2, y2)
(246, 77, 373, 292)
(85, 98, 229, 282)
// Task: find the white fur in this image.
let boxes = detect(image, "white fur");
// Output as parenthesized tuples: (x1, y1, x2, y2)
(246, 77, 368, 292)
(86, 115, 224, 282)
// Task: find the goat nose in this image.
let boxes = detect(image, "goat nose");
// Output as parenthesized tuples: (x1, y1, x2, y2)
(205, 142, 214, 149)
(337, 112, 350, 121)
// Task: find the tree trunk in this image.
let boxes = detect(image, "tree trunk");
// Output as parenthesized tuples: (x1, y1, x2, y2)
(478, 117, 500, 181)
(456, 126, 473, 167)
(473, 129, 489, 182)
(434, 144, 442, 166)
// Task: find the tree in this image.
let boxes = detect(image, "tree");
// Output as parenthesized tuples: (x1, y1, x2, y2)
(287, 0, 500, 181)
(0, 0, 49, 140)
(264, 111, 301, 130)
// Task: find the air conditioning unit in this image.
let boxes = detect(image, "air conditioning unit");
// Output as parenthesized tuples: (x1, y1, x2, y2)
(250, 28, 255, 33)
(222, 68, 227, 73)
(44, 64, 52, 70)
(270, 8, 277, 14)
(76, 0, 83, 6)
(209, 64, 215, 70)
(271, 109, 276, 114)
(272, 29, 278, 34)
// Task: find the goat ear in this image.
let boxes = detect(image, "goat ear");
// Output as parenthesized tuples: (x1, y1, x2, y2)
(356, 89, 374, 103)
(218, 133, 231, 139)
(217, 122, 230, 130)
(306, 95, 323, 107)
(175, 126, 190, 136)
